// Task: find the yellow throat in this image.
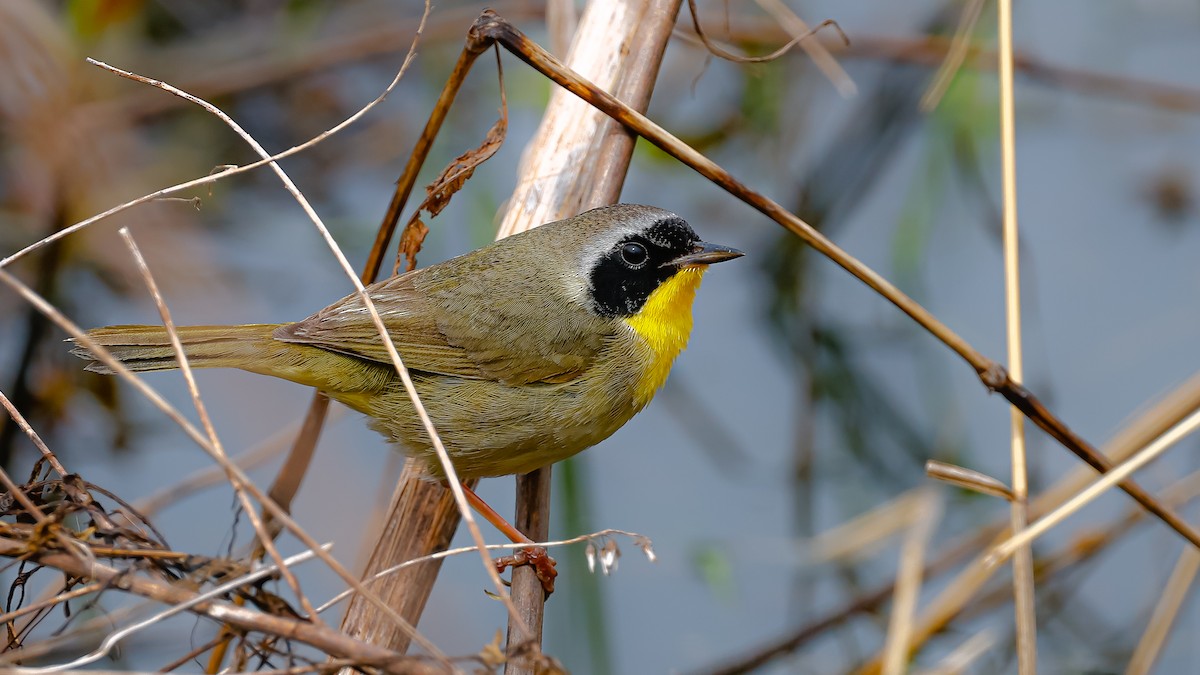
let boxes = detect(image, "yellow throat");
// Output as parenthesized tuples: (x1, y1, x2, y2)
(623, 266, 707, 405)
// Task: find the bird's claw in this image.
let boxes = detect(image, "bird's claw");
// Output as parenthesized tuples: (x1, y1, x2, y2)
(495, 546, 557, 596)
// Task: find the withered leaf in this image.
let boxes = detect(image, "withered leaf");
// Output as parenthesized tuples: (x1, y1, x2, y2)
(394, 104, 508, 273)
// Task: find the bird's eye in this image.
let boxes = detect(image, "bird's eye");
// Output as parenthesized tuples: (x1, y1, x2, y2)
(620, 242, 648, 267)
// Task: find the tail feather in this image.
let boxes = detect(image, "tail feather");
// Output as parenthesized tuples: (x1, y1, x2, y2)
(71, 324, 283, 374)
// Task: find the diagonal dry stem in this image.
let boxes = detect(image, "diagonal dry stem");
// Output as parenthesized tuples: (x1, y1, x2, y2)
(15, 546, 325, 673)
(0, 537, 435, 673)
(0, 267, 448, 664)
(754, 0, 856, 96)
(0, 389, 68, 476)
(882, 489, 943, 675)
(915, 628, 998, 675)
(134, 414, 319, 517)
(464, 9, 1200, 550)
(117, 227, 319, 622)
(989, 405, 1200, 564)
(0, 582, 104, 627)
(86, 36, 527, 641)
(1125, 546, 1200, 674)
(705, 378, 1200, 674)
(919, 0, 986, 111)
(337, 25, 499, 655)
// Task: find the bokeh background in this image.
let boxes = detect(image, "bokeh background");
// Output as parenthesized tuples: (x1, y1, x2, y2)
(2, 0, 1200, 672)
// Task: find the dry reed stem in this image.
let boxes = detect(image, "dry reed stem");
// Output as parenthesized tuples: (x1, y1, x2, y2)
(801, 489, 937, 565)
(0, 389, 68, 476)
(0, 268, 449, 662)
(117, 227, 320, 623)
(990, 405, 1200, 564)
(0, 450, 96, 574)
(996, 0, 1037, 670)
(857, 470, 1200, 674)
(925, 461, 1014, 501)
(753, 0, 856, 96)
(134, 413, 326, 517)
(680, 0, 847, 67)
(719, 468, 1200, 675)
(0, 583, 103, 626)
(0, 539, 434, 673)
(1125, 547, 1200, 674)
(882, 489, 942, 675)
(915, 628, 998, 675)
(470, 11, 1200, 550)
(494, 3, 682, 668)
(18, 547, 324, 672)
(919, 0, 986, 111)
(85, 13, 528, 643)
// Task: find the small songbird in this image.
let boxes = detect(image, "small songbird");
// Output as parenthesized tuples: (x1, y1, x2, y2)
(73, 204, 742, 478)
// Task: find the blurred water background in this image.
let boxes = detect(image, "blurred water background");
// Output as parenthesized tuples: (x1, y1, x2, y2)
(1, 0, 1200, 672)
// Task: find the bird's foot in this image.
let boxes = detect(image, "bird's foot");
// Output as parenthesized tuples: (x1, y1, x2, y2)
(495, 546, 558, 596)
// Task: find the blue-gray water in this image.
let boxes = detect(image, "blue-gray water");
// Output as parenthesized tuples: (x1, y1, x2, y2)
(4, 0, 1200, 672)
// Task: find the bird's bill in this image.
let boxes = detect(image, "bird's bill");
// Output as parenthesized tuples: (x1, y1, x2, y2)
(667, 241, 744, 267)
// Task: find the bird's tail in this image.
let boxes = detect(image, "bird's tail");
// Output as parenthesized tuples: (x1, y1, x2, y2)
(70, 324, 285, 374)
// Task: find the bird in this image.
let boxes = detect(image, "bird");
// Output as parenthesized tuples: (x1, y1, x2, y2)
(73, 204, 741, 591)
(73, 204, 742, 480)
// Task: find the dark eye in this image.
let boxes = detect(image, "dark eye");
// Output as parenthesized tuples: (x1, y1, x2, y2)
(620, 242, 648, 267)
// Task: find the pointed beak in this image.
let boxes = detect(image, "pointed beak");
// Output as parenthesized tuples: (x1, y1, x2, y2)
(667, 241, 745, 268)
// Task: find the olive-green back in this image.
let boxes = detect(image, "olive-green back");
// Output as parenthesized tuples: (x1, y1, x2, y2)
(272, 212, 639, 385)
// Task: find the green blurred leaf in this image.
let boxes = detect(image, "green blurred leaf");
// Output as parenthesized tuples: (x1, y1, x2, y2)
(691, 542, 735, 603)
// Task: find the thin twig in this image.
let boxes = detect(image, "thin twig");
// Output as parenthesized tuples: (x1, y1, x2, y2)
(1125, 547, 1200, 674)
(925, 461, 1014, 501)
(117, 227, 319, 622)
(683, 0, 847, 65)
(86, 7, 526, 642)
(996, 0, 1037, 669)
(0, 389, 69, 476)
(915, 628, 998, 675)
(0, 0, 428, 273)
(0, 268, 448, 663)
(12, 546, 326, 673)
(754, 0, 856, 96)
(0, 582, 103, 626)
(882, 489, 942, 675)
(318, 529, 654, 615)
(467, 10, 1200, 550)
(919, 0, 986, 111)
(989, 406, 1200, 565)
(135, 413, 323, 517)
(800, 489, 937, 565)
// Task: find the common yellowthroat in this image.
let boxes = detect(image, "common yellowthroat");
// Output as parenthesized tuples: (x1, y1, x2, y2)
(73, 204, 742, 478)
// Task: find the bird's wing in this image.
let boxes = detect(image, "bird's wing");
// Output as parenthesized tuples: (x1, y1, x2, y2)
(273, 266, 605, 385)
